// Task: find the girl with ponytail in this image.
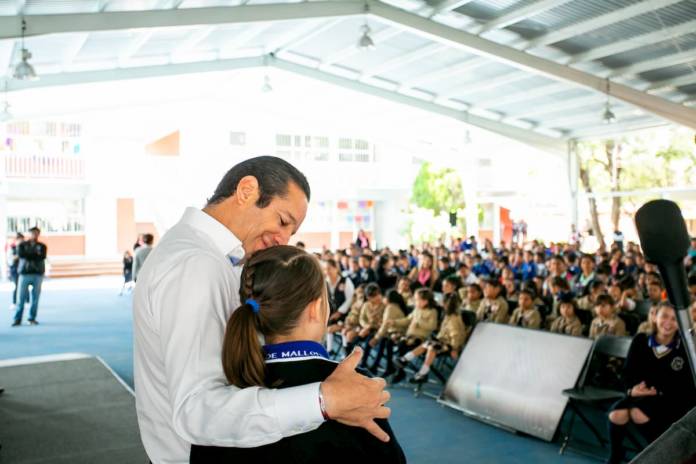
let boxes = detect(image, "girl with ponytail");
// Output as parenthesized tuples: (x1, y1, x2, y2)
(190, 245, 405, 463)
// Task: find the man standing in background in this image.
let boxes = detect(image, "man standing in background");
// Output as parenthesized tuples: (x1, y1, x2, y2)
(7, 232, 24, 310)
(12, 227, 47, 326)
(133, 233, 154, 282)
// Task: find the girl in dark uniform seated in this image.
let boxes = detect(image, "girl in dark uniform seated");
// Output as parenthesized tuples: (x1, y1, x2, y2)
(606, 302, 696, 464)
(190, 246, 406, 464)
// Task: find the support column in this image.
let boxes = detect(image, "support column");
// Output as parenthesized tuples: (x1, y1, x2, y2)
(568, 140, 579, 231)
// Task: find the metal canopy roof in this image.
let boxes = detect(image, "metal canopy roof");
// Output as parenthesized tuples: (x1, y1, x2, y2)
(1, 0, 695, 155)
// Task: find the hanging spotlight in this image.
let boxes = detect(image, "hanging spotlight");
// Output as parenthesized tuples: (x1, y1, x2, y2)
(357, 2, 375, 51)
(602, 78, 616, 124)
(13, 20, 38, 81)
(262, 75, 272, 93)
(602, 101, 616, 124)
(358, 24, 375, 50)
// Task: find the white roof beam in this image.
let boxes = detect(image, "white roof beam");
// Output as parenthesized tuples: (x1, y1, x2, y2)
(525, 0, 683, 49)
(368, 0, 696, 130)
(270, 54, 566, 155)
(476, 0, 573, 35)
(568, 19, 696, 64)
(0, 1, 364, 39)
(3, 54, 567, 156)
(320, 27, 402, 67)
(608, 50, 696, 78)
(360, 43, 445, 79)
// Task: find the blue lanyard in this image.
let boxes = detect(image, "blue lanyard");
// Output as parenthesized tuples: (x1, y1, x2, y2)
(263, 340, 329, 363)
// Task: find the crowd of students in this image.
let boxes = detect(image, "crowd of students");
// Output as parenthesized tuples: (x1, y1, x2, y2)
(316, 234, 696, 461)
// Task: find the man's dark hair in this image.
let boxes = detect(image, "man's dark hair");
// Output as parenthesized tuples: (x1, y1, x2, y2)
(207, 156, 310, 208)
(16, 232, 24, 239)
(143, 233, 154, 245)
(295, 241, 306, 249)
(29, 227, 40, 234)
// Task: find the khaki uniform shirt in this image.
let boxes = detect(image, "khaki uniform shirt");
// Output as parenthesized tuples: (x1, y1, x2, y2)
(508, 307, 542, 329)
(375, 303, 407, 338)
(393, 307, 439, 339)
(344, 298, 364, 328)
(589, 315, 627, 339)
(359, 301, 386, 330)
(436, 314, 467, 351)
(476, 296, 509, 324)
(550, 316, 583, 337)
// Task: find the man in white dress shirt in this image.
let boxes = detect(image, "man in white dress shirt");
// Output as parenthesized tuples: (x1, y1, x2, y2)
(133, 156, 390, 464)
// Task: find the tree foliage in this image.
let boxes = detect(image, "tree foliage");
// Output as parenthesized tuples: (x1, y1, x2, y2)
(411, 162, 465, 216)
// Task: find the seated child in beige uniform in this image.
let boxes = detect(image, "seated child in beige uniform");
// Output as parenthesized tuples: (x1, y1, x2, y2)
(397, 276, 415, 309)
(351, 283, 385, 364)
(366, 290, 408, 376)
(398, 292, 467, 384)
(577, 280, 606, 315)
(589, 294, 627, 339)
(636, 304, 658, 335)
(508, 288, 542, 329)
(550, 295, 584, 337)
(339, 284, 368, 352)
(386, 288, 439, 383)
(460, 283, 483, 313)
(334, 284, 364, 340)
(476, 279, 509, 324)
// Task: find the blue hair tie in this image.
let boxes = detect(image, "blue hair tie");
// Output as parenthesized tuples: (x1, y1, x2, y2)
(246, 298, 260, 314)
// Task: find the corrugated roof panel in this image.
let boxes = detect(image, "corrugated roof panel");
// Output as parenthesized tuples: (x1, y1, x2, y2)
(104, 0, 162, 12)
(291, 18, 366, 58)
(78, 30, 136, 61)
(529, 0, 641, 33)
(22, 0, 96, 14)
(553, 2, 696, 58)
(379, 48, 478, 84)
(639, 62, 696, 82)
(600, 32, 696, 69)
(338, 29, 434, 71)
(679, 83, 696, 94)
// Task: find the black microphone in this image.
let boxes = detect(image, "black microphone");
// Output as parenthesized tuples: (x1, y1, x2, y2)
(635, 199, 691, 308)
(635, 199, 696, 383)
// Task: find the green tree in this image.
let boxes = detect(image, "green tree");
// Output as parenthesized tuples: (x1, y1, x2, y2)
(578, 127, 695, 248)
(411, 162, 465, 216)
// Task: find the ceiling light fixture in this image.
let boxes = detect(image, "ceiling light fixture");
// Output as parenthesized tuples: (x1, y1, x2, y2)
(358, 3, 375, 51)
(13, 19, 38, 81)
(602, 78, 616, 124)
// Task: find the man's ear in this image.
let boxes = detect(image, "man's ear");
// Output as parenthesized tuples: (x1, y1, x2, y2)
(235, 176, 260, 207)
